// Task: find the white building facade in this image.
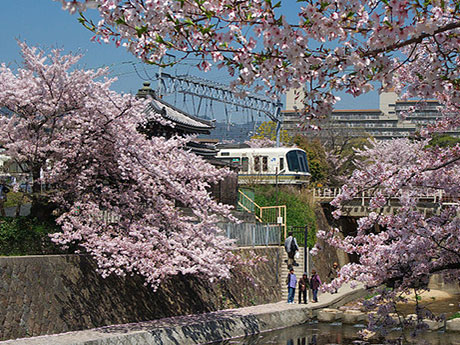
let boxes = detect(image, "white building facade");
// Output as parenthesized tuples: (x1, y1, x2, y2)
(282, 89, 460, 140)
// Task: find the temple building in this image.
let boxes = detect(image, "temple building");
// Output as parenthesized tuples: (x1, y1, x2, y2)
(137, 82, 218, 157)
(136, 82, 238, 206)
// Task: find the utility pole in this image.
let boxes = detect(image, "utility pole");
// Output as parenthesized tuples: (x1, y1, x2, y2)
(304, 225, 310, 302)
(275, 108, 281, 148)
(157, 65, 162, 98)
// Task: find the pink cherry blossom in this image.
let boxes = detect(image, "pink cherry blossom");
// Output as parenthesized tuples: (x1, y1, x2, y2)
(55, 0, 460, 330)
(0, 42, 241, 289)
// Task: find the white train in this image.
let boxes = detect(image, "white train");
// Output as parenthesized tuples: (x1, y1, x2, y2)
(216, 147, 311, 185)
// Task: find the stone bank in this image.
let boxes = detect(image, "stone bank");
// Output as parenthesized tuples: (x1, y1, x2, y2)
(0, 247, 282, 341)
(1, 283, 367, 345)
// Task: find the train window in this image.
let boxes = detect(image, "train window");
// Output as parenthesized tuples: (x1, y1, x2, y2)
(299, 151, 309, 172)
(241, 157, 249, 172)
(262, 156, 268, 171)
(279, 157, 284, 171)
(254, 156, 260, 172)
(221, 152, 230, 156)
(286, 150, 309, 172)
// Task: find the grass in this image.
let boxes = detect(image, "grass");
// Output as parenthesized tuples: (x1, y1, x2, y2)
(449, 312, 460, 320)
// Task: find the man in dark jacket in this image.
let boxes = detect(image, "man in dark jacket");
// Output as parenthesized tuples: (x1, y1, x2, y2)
(298, 272, 309, 304)
(327, 262, 339, 293)
(284, 231, 299, 267)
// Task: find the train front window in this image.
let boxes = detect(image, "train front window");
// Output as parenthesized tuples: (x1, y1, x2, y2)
(299, 151, 308, 172)
(286, 150, 309, 173)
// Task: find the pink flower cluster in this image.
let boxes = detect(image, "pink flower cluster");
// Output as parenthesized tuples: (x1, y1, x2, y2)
(58, 0, 460, 119)
(0, 42, 240, 289)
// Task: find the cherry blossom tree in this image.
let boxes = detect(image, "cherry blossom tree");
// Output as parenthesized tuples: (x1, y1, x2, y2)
(244, 138, 278, 148)
(57, 0, 460, 329)
(321, 136, 460, 333)
(58, 0, 460, 117)
(0, 42, 239, 289)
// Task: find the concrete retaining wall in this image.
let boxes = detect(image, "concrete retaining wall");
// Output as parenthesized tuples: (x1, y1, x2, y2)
(0, 304, 313, 345)
(0, 247, 282, 341)
(1, 283, 369, 345)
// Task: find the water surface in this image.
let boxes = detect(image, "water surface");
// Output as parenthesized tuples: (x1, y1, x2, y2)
(212, 322, 460, 345)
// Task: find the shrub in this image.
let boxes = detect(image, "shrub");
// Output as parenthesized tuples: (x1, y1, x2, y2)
(0, 217, 62, 256)
(4, 191, 31, 208)
(254, 185, 317, 247)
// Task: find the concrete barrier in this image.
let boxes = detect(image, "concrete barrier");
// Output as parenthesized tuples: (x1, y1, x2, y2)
(0, 304, 313, 345)
(2, 282, 367, 345)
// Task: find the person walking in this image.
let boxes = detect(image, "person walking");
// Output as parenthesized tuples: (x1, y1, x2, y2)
(327, 262, 340, 293)
(310, 269, 321, 303)
(284, 231, 299, 267)
(298, 272, 308, 304)
(286, 267, 297, 304)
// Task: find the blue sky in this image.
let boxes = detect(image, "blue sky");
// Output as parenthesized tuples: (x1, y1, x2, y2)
(0, 1, 379, 123)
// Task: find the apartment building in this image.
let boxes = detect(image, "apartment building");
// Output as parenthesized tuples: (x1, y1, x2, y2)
(282, 89, 459, 140)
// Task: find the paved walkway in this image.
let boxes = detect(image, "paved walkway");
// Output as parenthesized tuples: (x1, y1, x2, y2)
(1, 283, 365, 345)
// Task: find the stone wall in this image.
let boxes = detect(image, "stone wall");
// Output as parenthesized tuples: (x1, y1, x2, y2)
(428, 274, 460, 294)
(0, 247, 282, 341)
(312, 204, 350, 282)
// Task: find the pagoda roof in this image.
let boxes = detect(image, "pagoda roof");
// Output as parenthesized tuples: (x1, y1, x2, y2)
(145, 97, 215, 134)
(138, 82, 215, 134)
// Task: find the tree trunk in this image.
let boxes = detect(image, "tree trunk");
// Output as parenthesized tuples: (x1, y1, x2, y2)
(29, 166, 55, 221)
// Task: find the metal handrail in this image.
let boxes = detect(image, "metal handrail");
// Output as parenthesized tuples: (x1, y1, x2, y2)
(313, 187, 458, 207)
(238, 190, 287, 237)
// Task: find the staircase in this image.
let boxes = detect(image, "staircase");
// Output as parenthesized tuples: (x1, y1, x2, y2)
(280, 247, 306, 302)
(237, 190, 287, 237)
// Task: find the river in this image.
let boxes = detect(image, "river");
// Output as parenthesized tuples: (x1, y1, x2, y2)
(211, 321, 460, 345)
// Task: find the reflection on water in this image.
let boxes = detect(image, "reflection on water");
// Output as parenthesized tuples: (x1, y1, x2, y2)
(212, 322, 460, 345)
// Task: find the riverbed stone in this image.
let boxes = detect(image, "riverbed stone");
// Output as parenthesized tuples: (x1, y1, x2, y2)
(317, 308, 342, 322)
(446, 318, 460, 332)
(342, 310, 366, 324)
(424, 319, 444, 331)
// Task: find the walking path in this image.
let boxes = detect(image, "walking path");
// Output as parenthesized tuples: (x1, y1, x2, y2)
(1, 283, 366, 345)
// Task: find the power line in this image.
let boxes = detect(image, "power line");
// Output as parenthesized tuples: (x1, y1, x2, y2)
(159, 72, 281, 122)
(158, 72, 284, 146)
